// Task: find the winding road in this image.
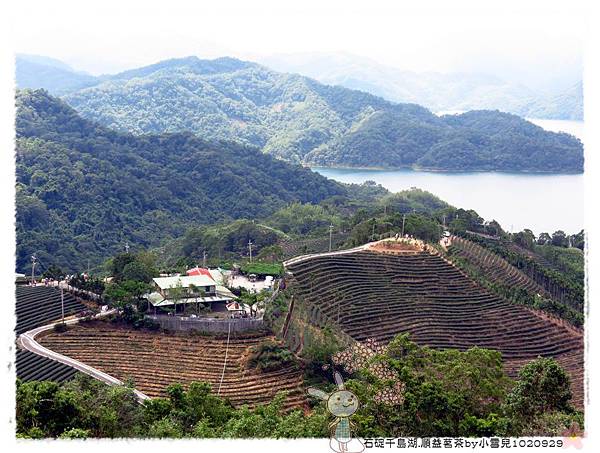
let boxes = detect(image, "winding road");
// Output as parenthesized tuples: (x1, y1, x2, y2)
(17, 309, 151, 402)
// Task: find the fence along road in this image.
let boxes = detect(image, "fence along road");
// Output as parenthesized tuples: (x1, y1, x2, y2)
(17, 309, 150, 402)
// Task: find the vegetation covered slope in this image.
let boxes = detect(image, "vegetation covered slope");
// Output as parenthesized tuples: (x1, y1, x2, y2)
(59, 56, 583, 172)
(15, 89, 345, 273)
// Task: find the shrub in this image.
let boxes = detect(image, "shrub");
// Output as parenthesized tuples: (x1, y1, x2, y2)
(59, 428, 90, 439)
(506, 357, 573, 422)
(241, 262, 284, 277)
(247, 341, 297, 372)
(53, 322, 68, 333)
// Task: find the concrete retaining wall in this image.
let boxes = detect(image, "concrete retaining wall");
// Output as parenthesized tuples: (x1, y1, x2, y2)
(146, 315, 264, 333)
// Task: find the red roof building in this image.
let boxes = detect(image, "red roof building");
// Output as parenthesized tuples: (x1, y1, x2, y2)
(186, 267, 215, 281)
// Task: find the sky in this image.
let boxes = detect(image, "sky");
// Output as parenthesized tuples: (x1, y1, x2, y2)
(8, 0, 585, 91)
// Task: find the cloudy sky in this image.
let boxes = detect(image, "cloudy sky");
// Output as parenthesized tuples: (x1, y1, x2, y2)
(9, 0, 585, 90)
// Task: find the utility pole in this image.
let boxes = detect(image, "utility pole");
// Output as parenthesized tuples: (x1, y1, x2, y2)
(248, 240, 253, 262)
(60, 285, 65, 324)
(328, 224, 334, 252)
(371, 221, 376, 241)
(401, 214, 406, 237)
(87, 258, 90, 276)
(202, 250, 207, 268)
(31, 255, 37, 286)
(125, 242, 130, 254)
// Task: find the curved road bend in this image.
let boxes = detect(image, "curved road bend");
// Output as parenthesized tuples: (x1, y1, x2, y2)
(17, 310, 150, 402)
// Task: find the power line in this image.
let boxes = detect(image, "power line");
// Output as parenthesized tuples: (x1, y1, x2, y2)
(217, 321, 232, 396)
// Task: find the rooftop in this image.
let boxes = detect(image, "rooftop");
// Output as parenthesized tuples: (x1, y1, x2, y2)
(146, 285, 237, 307)
(153, 275, 216, 290)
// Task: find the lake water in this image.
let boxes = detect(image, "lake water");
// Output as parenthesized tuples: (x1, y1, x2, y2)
(313, 119, 584, 235)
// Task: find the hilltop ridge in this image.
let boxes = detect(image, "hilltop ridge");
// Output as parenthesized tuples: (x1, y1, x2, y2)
(16, 54, 584, 173)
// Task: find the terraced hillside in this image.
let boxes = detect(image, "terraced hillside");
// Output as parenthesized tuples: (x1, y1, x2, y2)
(39, 323, 306, 410)
(285, 249, 584, 408)
(16, 349, 77, 383)
(448, 236, 552, 298)
(460, 232, 584, 312)
(16, 286, 87, 334)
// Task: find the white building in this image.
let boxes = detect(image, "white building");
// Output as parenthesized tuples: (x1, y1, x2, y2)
(145, 275, 237, 313)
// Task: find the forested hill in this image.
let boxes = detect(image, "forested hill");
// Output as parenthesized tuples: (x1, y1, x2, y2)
(15, 89, 345, 273)
(57, 56, 583, 173)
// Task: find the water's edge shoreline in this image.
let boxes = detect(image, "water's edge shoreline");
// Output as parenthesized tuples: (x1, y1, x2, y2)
(308, 164, 583, 176)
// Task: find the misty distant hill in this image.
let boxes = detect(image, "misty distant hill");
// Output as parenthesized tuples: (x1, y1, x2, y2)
(260, 52, 583, 121)
(16, 54, 100, 95)
(516, 81, 583, 121)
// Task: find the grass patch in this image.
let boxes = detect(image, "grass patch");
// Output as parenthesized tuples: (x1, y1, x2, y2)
(241, 262, 284, 276)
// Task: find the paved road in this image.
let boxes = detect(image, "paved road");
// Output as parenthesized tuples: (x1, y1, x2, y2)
(17, 310, 150, 402)
(283, 243, 370, 268)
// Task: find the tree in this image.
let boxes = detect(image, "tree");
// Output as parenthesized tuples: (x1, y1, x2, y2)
(513, 229, 536, 249)
(16, 380, 81, 438)
(256, 244, 285, 263)
(330, 334, 513, 437)
(486, 220, 504, 237)
(147, 418, 183, 438)
(551, 231, 568, 248)
(59, 428, 90, 439)
(42, 264, 64, 280)
(168, 280, 186, 315)
(110, 253, 137, 281)
(505, 357, 573, 422)
(569, 230, 585, 250)
(537, 232, 551, 245)
(102, 280, 151, 310)
(122, 260, 155, 283)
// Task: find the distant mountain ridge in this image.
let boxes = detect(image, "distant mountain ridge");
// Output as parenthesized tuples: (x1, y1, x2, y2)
(517, 81, 583, 121)
(260, 52, 583, 121)
(16, 55, 584, 173)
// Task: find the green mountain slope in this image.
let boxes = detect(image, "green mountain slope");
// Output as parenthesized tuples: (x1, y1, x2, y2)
(15, 89, 345, 273)
(60, 56, 583, 173)
(308, 110, 583, 172)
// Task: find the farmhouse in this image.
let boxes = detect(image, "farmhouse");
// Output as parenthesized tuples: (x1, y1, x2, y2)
(145, 275, 237, 314)
(187, 266, 225, 285)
